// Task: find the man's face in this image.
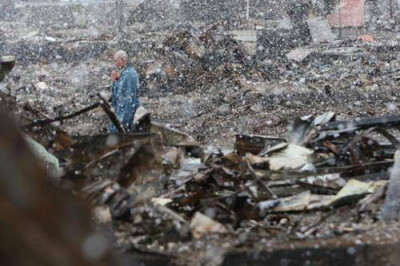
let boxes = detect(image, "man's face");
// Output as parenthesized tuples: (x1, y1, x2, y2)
(114, 56, 126, 68)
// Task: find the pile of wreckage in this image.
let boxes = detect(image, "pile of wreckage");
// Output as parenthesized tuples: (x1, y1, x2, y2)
(137, 25, 255, 96)
(2, 54, 400, 264)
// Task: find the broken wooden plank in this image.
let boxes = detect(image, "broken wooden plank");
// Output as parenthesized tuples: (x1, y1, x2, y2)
(151, 122, 200, 147)
(97, 93, 126, 133)
(23, 102, 101, 129)
(235, 134, 285, 156)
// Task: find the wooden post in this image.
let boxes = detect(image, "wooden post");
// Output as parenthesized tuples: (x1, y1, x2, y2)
(115, 0, 126, 39)
(246, 0, 250, 20)
(339, 0, 342, 39)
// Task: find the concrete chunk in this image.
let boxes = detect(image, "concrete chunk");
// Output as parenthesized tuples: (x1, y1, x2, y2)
(286, 48, 313, 62)
(307, 17, 335, 44)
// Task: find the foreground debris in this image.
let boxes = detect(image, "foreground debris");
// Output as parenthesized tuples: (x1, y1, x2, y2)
(80, 112, 400, 265)
(8, 99, 400, 264)
(0, 109, 116, 266)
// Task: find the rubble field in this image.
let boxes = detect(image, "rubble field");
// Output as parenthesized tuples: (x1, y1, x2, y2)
(2, 1, 400, 265)
(2, 23, 400, 148)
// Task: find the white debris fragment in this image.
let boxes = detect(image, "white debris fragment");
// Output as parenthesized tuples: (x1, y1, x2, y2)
(190, 212, 227, 239)
(24, 135, 62, 178)
(151, 198, 173, 206)
(23, 31, 39, 39)
(267, 144, 314, 171)
(92, 206, 112, 224)
(45, 36, 57, 42)
(286, 48, 313, 62)
(34, 81, 48, 91)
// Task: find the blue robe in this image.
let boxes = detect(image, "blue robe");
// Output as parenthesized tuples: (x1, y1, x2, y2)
(109, 65, 140, 133)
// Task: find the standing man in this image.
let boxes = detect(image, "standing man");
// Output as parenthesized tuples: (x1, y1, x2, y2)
(109, 50, 140, 133)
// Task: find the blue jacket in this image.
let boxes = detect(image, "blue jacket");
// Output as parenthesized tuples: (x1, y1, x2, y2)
(109, 65, 140, 133)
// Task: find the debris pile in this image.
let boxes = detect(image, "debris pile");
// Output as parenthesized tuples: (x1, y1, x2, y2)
(78, 112, 400, 264)
(13, 97, 400, 263)
(2, 0, 400, 264)
(128, 0, 182, 24)
(138, 27, 254, 96)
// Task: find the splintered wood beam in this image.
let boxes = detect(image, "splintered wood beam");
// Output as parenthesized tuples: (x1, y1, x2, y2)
(23, 102, 101, 129)
(97, 93, 126, 134)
